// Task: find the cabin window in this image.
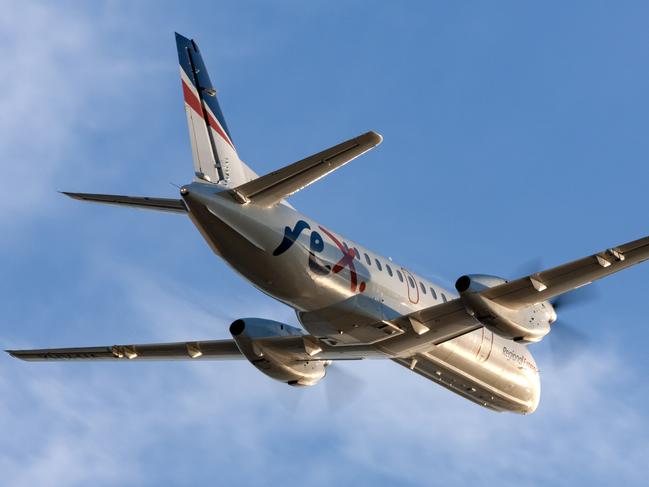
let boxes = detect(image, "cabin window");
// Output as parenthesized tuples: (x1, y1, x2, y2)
(343, 241, 349, 251)
(353, 247, 361, 260)
(396, 270, 404, 282)
(441, 293, 448, 303)
(407, 276, 415, 288)
(364, 253, 372, 265)
(419, 282, 427, 294)
(386, 264, 393, 277)
(375, 259, 383, 271)
(430, 287, 437, 299)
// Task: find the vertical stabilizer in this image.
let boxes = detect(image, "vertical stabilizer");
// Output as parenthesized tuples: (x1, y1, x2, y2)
(175, 33, 256, 186)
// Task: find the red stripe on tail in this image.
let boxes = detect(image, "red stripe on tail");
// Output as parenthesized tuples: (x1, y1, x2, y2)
(182, 80, 235, 150)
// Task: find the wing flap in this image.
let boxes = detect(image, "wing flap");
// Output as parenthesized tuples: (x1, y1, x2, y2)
(482, 234, 649, 308)
(229, 131, 382, 207)
(63, 192, 187, 213)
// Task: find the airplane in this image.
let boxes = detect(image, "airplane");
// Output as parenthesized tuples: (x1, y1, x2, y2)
(8, 33, 649, 414)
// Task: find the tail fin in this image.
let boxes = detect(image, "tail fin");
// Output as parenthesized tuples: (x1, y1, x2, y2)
(175, 33, 256, 186)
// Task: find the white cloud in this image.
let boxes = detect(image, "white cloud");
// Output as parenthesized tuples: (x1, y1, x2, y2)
(1, 3, 648, 486)
(0, 1, 144, 229)
(2, 261, 648, 486)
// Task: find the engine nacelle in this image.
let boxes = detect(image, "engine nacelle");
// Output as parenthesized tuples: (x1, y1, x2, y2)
(455, 274, 552, 343)
(455, 274, 508, 293)
(229, 318, 327, 386)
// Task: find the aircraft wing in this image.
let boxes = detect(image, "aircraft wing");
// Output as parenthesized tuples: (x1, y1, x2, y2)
(398, 299, 482, 345)
(480, 234, 649, 309)
(62, 192, 187, 213)
(7, 340, 242, 361)
(7, 337, 381, 362)
(229, 131, 382, 207)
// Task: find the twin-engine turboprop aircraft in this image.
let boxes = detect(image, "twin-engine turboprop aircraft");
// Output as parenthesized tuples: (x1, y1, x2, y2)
(9, 33, 649, 414)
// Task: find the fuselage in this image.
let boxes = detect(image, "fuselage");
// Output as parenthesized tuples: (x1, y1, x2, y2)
(181, 182, 540, 413)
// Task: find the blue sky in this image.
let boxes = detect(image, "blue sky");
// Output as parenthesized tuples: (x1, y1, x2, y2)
(2, 1, 649, 485)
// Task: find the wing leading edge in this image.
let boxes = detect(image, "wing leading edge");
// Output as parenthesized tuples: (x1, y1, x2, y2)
(481, 234, 649, 309)
(229, 131, 382, 207)
(7, 336, 382, 362)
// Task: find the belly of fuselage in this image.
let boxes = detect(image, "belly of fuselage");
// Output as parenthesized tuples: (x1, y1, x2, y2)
(183, 189, 344, 310)
(420, 331, 541, 413)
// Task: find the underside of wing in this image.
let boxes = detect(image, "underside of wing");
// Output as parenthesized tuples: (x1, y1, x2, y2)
(7, 336, 382, 362)
(299, 295, 481, 350)
(8, 339, 242, 361)
(229, 131, 382, 207)
(63, 192, 187, 213)
(398, 299, 483, 346)
(481, 234, 649, 308)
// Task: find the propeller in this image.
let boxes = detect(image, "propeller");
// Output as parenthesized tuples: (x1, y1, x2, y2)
(511, 257, 545, 280)
(271, 361, 365, 413)
(511, 258, 597, 367)
(547, 285, 598, 367)
(551, 284, 599, 311)
(547, 319, 589, 367)
(323, 362, 366, 412)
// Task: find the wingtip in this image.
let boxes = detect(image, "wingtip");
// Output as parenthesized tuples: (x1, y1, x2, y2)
(368, 130, 383, 146)
(59, 191, 79, 200)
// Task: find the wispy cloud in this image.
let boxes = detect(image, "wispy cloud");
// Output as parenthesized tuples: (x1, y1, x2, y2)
(0, 1, 152, 230)
(2, 2, 649, 487)
(2, 261, 648, 486)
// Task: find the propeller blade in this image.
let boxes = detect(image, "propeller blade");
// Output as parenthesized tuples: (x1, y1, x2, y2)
(270, 381, 305, 412)
(549, 320, 589, 367)
(323, 362, 365, 412)
(552, 284, 599, 311)
(511, 257, 544, 280)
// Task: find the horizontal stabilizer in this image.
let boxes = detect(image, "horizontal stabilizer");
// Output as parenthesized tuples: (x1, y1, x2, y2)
(63, 192, 187, 213)
(229, 131, 382, 207)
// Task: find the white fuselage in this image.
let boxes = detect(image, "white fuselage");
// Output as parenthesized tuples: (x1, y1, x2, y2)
(182, 182, 541, 413)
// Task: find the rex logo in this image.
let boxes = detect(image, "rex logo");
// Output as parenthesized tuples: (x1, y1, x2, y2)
(272, 220, 364, 293)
